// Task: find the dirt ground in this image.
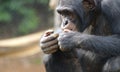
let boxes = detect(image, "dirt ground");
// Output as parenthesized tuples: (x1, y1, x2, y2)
(0, 53, 46, 72)
(0, 30, 49, 72)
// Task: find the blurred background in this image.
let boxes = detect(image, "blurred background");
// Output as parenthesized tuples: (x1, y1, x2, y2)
(0, 0, 60, 72)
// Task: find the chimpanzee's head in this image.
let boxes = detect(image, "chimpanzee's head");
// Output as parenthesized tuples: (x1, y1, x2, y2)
(56, 0, 101, 32)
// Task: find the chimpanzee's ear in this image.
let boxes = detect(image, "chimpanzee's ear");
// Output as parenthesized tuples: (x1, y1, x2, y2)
(82, 0, 96, 11)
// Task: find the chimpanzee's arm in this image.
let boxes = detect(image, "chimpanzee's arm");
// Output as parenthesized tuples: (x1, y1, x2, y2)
(80, 34, 120, 57)
(58, 0, 120, 57)
(58, 32, 120, 57)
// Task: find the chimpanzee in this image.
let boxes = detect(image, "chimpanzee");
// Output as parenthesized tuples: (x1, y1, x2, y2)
(40, 0, 120, 72)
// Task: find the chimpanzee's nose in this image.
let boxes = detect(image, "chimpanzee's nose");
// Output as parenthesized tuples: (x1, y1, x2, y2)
(64, 20, 68, 26)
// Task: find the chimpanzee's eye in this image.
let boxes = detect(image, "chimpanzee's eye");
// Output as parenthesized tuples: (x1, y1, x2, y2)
(64, 10, 72, 16)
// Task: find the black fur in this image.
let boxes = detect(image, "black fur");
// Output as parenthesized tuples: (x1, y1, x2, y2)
(44, 0, 120, 72)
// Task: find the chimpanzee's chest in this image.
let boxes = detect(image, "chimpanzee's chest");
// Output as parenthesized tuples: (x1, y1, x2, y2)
(83, 24, 111, 36)
(83, 14, 112, 36)
(91, 23, 111, 36)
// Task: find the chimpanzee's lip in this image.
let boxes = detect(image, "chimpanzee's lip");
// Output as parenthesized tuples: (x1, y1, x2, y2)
(63, 29, 72, 32)
(63, 29, 78, 33)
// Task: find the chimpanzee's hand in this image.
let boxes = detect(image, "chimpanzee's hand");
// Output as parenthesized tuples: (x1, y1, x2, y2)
(58, 31, 87, 52)
(40, 30, 59, 54)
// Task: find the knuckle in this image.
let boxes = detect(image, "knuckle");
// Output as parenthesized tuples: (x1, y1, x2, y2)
(58, 41, 61, 46)
(44, 51, 50, 54)
(58, 36, 63, 41)
(40, 42, 45, 48)
(43, 49, 51, 54)
(59, 47, 66, 52)
(57, 37, 60, 41)
(40, 37, 44, 43)
(40, 43, 47, 49)
(40, 37, 47, 43)
(42, 44, 59, 54)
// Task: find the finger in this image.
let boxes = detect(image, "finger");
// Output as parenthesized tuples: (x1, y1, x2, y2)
(40, 39, 58, 48)
(44, 30, 54, 37)
(63, 29, 72, 33)
(58, 34, 66, 40)
(59, 45, 69, 52)
(59, 32, 66, 36)
(41, 34, 59, 43)
(58, 41, 66, 52)
(43, 44, 59, 54)
(45, 30, 54, 33)
(44, 48, 58, 54)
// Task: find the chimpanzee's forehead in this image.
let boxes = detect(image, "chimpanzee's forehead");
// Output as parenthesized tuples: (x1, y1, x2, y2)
(58, 0, 82, 7)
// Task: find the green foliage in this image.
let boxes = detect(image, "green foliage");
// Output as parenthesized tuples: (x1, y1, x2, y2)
(0, 11, 11, 21)
(38, 0, 49, 4)
(0, 0, 49, 35)
(18, 9, 39, 34)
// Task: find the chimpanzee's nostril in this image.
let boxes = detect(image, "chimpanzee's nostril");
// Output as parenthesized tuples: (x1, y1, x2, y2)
(64, 20, 68, 25)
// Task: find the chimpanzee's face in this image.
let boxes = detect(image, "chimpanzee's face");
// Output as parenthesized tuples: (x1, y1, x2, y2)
(56, 0, 96, 32)
(56, 7, 80, 32)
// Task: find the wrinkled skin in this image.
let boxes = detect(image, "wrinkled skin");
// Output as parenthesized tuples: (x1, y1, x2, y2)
(58, 31, 91, 51)
(40, 30, 59, 54)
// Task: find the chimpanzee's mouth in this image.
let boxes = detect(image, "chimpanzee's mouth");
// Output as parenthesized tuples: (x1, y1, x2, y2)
(63, 26, 78, 32)
(61, 23, 78, 32)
